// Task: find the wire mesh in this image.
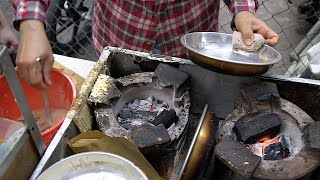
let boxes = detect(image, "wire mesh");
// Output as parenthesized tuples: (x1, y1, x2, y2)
(1, 0, 319, 77)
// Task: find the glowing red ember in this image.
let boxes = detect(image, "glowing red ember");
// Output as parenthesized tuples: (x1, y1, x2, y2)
(247, 134, 289, 160)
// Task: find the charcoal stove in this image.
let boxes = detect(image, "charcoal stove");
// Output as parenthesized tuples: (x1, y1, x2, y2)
(88, 63, 191, 178)
(215, 82, 320, 180)
(29, 47, 320, 180)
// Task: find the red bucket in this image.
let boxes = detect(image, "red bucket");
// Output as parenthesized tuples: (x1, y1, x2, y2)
(0, 68, 77, 146)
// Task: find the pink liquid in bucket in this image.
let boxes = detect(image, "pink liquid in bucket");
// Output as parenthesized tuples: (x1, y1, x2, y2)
(15, 108, 69, 132)
(0, 68, 77, 146)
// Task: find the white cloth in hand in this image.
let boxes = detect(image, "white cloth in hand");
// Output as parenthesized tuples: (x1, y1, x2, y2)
(232, 31, 265, 52)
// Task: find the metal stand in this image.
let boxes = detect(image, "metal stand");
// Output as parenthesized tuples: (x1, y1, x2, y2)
(0, 45, 46, 156)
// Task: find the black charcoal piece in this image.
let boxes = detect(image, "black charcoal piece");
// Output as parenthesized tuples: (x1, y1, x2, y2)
(118, 109, 157, 120)
(214, 137, 261, 179)
(130, 123, 171, 148)
(233, 111, 281, 144)
(151, 109, 178, 128)
(154, 63, 190, 88)
(263, 142, 283, 160)
(241, 82, 280, 102)
(305, 121, 320, 149)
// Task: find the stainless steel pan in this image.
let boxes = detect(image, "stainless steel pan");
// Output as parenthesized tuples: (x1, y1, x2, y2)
(178, 104, 218, 180)
(180, 32, 282, 76)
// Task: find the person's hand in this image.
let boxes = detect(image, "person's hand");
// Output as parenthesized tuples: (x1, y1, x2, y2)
(234, 11, 279, 47)
(0, 26, 18, 53)
(16, 20, 54, 89)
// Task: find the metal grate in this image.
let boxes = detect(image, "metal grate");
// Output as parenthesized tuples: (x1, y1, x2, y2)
(1, 0, 319, 76)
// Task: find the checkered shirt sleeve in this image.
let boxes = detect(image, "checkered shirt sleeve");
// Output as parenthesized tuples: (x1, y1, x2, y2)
(10, 0, 50, 30)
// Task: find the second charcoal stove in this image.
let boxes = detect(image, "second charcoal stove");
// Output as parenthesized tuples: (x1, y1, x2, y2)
(215, 82, 320, 180)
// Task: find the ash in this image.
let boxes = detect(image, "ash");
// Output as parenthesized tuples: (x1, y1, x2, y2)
(117, 97, 169, 129)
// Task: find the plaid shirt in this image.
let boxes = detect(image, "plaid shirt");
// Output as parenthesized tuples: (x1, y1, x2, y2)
(12, 0, 258, 57)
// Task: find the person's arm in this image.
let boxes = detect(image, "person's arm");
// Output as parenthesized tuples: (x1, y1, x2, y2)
(223, 0, 258, 16)
(0, 11, 18, 52)
(223, 0, 279, 46)
(12, 0, 53, 89)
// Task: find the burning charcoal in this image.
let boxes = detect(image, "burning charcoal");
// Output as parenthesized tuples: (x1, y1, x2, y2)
(151, 109, 178, 128)
(248, 143, 263, 157)
(117, 107, 157, 130)
(248, 135, 284, 158)
(233, 111, 281, 144)
(153, 102, 169, 114)
(305, 121, 320, 149)
(263, 142, 283, 160)
(279, 134, 290, 158)
(215, 137, 261, 179)
(118, 118, 151, 130)
(116, 97, 173, 130)
(283, 148, 290, 158)
(127, 99, 153, 112)
(130, 123, 171, 148)
(154, 63, 190, 88)
(118, 109, 157, 121)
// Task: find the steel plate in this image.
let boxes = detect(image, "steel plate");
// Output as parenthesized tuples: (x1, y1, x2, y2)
(37, 152, 148, 180)
(180, 32, 282, 76)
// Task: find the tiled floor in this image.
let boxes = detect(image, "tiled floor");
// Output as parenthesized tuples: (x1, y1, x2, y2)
(1, 0, 318, 76)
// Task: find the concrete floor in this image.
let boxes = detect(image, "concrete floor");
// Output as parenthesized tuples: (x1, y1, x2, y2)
(1, 0, 318, 76)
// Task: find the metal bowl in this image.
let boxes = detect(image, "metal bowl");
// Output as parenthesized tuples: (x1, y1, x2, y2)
(37, 152, 149, 180)
(180, 32, 282, 76)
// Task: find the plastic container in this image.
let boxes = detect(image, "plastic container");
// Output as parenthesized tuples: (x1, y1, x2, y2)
(0, 117, 25, 144)
(0, 68, 77, 146)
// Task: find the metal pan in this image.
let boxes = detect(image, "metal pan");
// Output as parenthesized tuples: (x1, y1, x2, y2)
(178, 104, 218, 180)
(180, 32, 282, 76)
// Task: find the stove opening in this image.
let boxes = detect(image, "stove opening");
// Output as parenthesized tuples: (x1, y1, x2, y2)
(247, 133, 290, 160)
(117, 97, 177, 130)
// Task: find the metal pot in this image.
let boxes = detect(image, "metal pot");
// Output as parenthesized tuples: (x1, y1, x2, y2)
(180, 32, 282, 76)
(37, 152, 149, 180)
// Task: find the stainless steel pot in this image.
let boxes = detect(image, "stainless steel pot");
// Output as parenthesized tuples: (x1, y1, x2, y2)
(37, 152, 149, 180)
